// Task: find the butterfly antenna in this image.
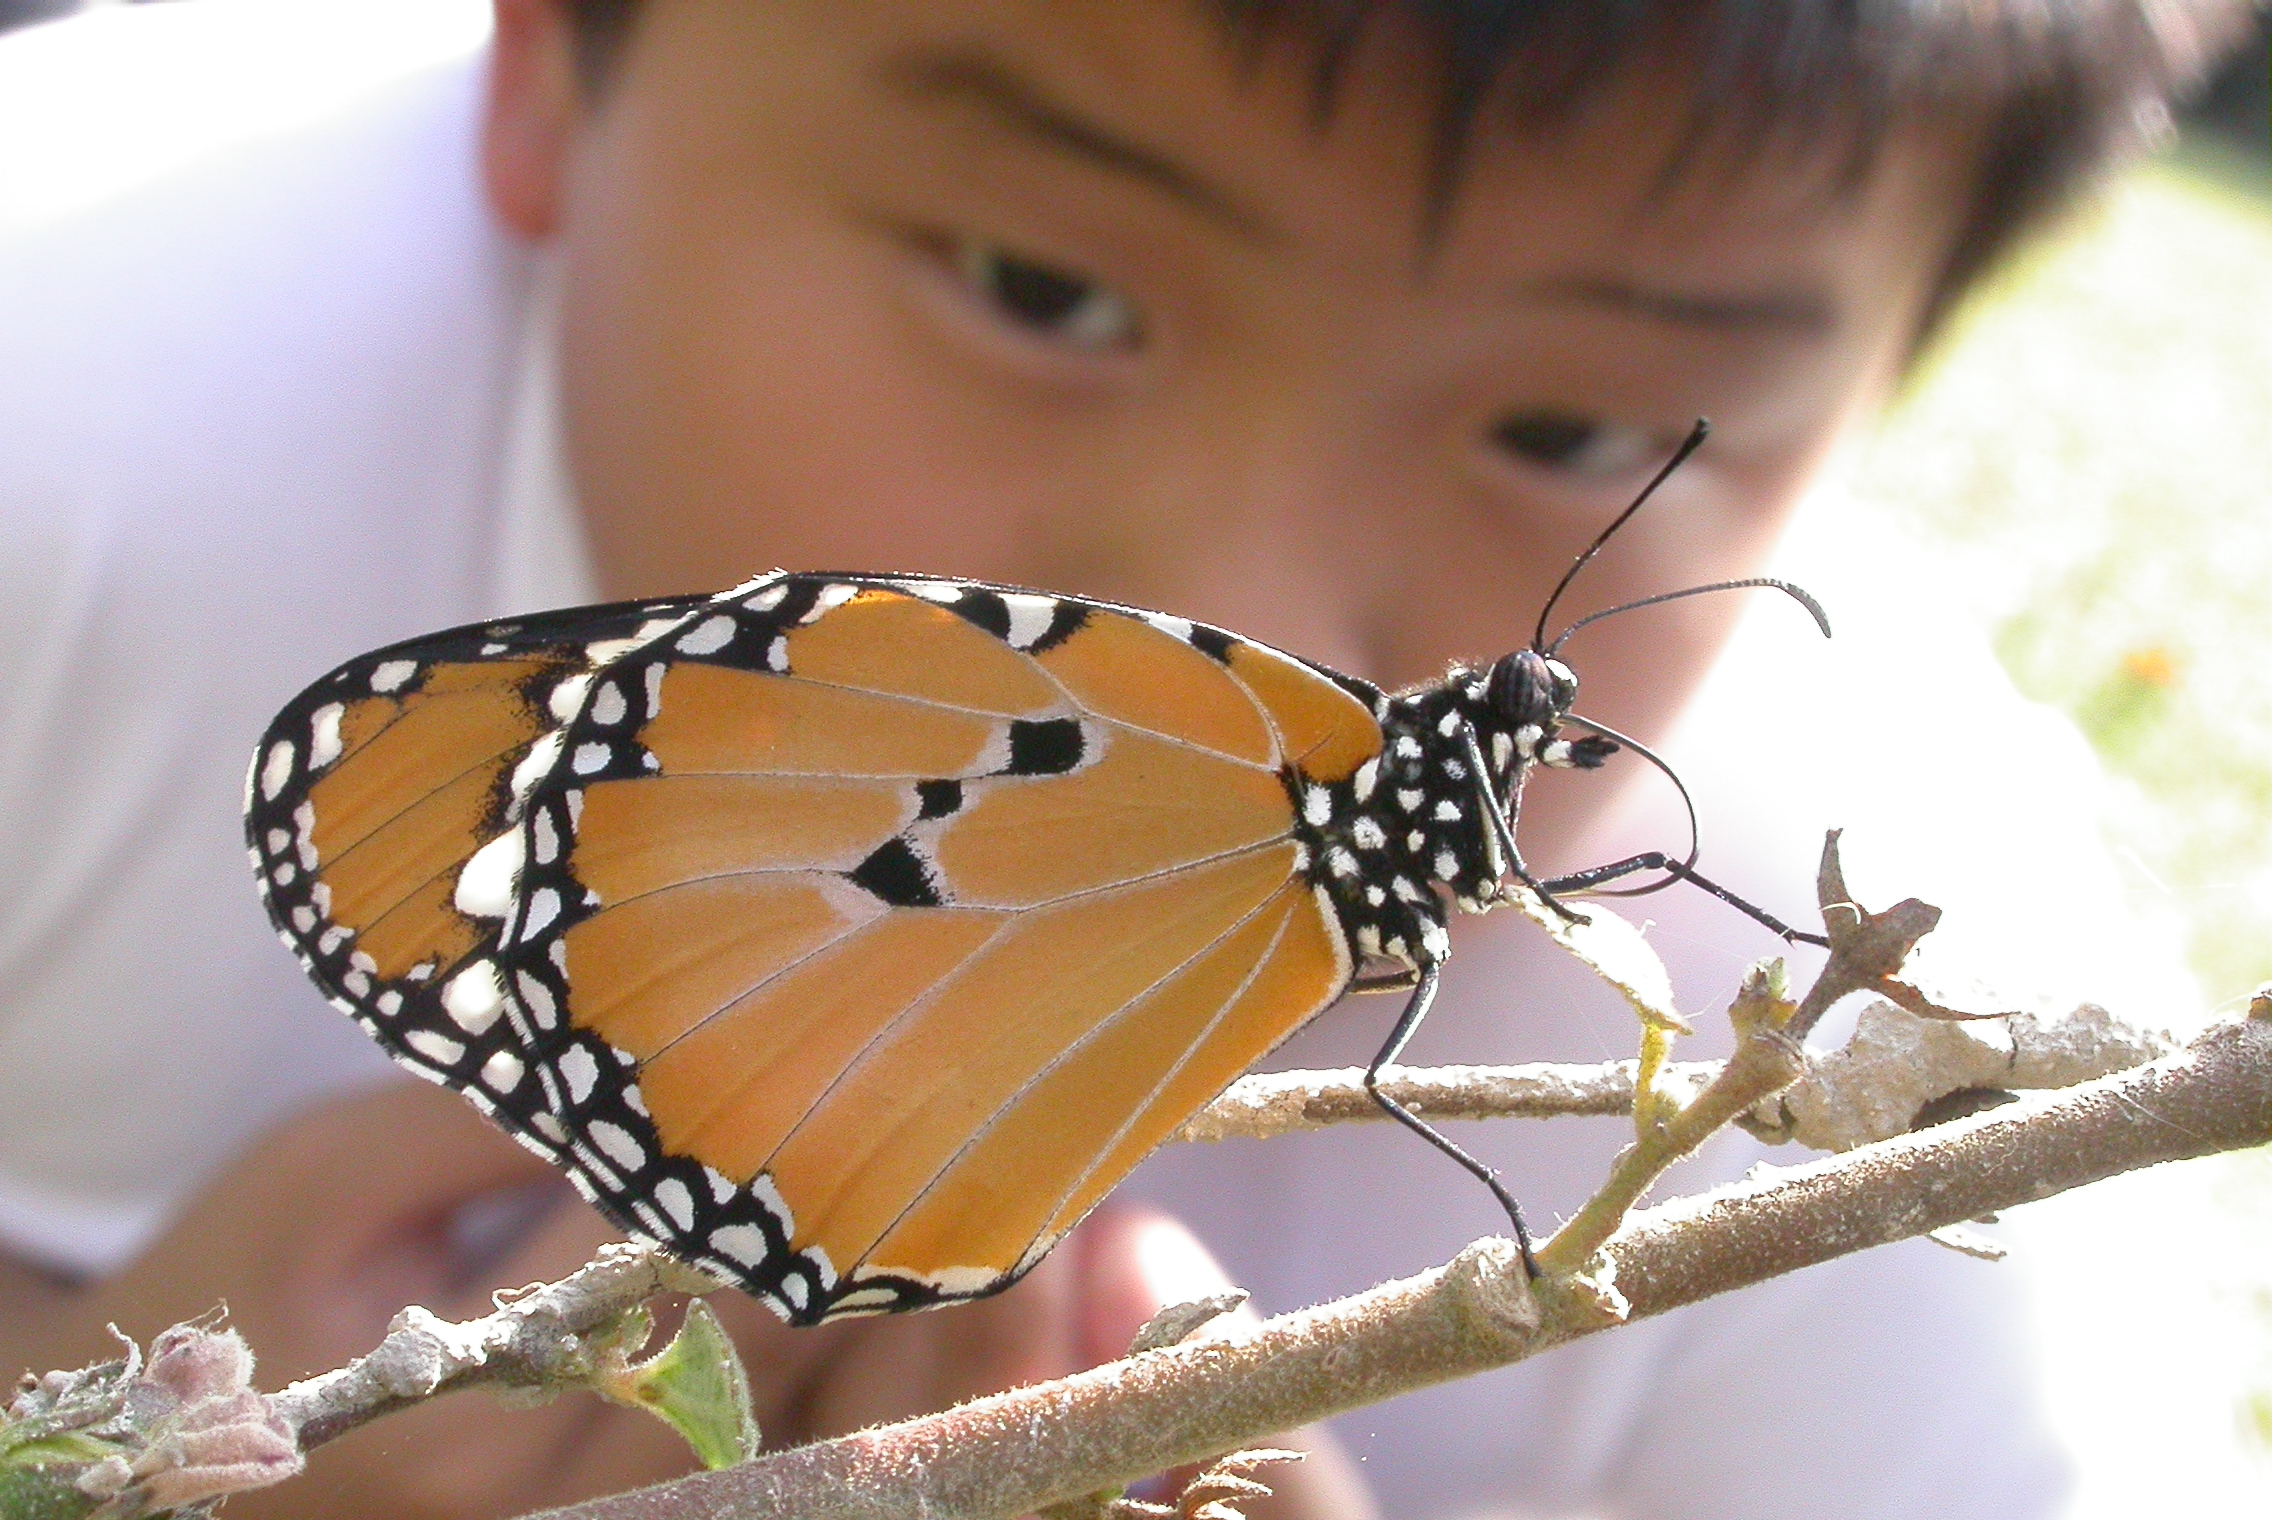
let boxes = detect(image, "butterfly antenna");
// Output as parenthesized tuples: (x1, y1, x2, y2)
(1531, 418, 1711, 652)
(1560, 713, 1701, 893)
(1547, 577, 1831, 658)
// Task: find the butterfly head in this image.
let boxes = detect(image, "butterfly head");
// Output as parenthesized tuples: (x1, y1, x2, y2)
(1473, 647, 1618, 781)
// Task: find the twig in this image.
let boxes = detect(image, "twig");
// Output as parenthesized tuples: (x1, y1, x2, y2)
(518, 1005, 2272, 1520)
(1171, 1060, 1717, 1142)
(1534, 962, 1807, 1275)
(1788, 830, 1940, 1042)
(270, 1243, 721, 1451)
(1175, 999, 2163, 1151)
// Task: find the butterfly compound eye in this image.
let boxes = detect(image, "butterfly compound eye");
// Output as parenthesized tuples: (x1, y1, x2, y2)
(1485, 649, 1573, 730)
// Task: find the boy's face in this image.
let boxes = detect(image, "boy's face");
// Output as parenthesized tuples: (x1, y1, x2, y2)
(521, 0, 1963, 860)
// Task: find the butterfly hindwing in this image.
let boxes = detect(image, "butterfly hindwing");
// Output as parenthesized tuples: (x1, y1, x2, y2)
(493, 573, 1377, 1322)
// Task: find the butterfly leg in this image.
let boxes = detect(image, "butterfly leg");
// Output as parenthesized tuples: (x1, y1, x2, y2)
(1543, 853, 1828, 947)
(1457, 725, 1587, 926)
(1365, 958, 1541, 1278)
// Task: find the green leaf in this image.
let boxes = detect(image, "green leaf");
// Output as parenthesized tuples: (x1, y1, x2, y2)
(0, 1461, 99, 1520)
(614, 1300, 759, 1471)
(0, 1435, 117, 1471)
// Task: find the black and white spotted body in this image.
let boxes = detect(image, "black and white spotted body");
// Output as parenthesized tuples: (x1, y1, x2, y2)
(1290, 648, 1618, 985)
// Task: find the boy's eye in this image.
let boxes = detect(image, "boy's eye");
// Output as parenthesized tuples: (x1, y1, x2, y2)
(1492, 411, 1659, 479)
(952, 240, 1142, 352)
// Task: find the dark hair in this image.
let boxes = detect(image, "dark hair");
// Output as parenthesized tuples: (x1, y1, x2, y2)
(560, 0, 2252, 343)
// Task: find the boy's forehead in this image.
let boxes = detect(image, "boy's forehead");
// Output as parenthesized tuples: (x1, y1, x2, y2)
(796, 0, 1964, 329)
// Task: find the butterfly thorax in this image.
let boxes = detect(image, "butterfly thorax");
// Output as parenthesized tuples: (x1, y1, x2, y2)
(1290, 656, 1609, 976)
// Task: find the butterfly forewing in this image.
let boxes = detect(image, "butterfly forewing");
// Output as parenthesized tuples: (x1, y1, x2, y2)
(494, 574, 1376, 1322)
(245, 597, 709, 1132)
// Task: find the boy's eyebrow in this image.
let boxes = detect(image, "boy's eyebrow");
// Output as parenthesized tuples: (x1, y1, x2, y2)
(879, 48, 1276, 243)
(1534, 277, 1838, 337)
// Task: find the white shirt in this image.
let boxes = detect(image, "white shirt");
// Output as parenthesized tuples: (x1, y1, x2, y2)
(6, 4, 2184, 1515)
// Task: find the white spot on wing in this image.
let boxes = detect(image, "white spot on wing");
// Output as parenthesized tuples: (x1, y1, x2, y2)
(559, 1044, 601, 1105)
(676, 615, 737, 655)
(1352, 757, 1379, 802)
(369, 660, 418, 694)
(549, 672, 594, 724)
(521, 887, 563, 938)
(1303, 786, 1332, 827)
(308, 704, 345, 770)
(805, 584, 860, 622)
(749, 1173, 798, 1234)
(406, 1029, 466, 1066)
(481, 1050, 525, 1092)
(588, 678, 630, 728)
(442, 960, 507, 1036)
(456, 830, 525, 919)
(587, 1120, 647, 1172)
(260, 740, 295, 802)
(710, 1224, 771, 1268)
(1143, 612, 1194, 643)
(516, 970, 559, 1029)
(1001, 594, 1056, 648)
(510, 730, 565, 801)
(655, 1177, 696, 1232)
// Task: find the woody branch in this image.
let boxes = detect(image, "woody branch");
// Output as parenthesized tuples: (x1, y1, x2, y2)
(524, 999, 2272, 1520)
(16, 836, 2257, 1520)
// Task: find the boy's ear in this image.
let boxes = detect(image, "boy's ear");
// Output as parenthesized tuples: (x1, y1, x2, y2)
(483, 0, 584, 241)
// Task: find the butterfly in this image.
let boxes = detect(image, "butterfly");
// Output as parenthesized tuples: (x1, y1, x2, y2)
(247, 424, 1826, 1325)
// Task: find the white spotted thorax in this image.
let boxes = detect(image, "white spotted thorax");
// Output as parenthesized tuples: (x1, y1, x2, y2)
(1294, 646, 1613, 979)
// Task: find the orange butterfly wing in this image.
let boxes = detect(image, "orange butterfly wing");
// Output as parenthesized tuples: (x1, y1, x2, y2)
(247, 598, 709, 1140)
(492, 575, 1381, 1321)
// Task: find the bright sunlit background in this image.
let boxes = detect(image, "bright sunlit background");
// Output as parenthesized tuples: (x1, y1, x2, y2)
(1842, 96, 2272, 1513)
(1, 1, 2266, 1513)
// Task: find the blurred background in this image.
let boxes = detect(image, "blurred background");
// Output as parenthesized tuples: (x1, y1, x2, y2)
(3, 0, 2268, 1513)
(1836, 24, 2271, 1512)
